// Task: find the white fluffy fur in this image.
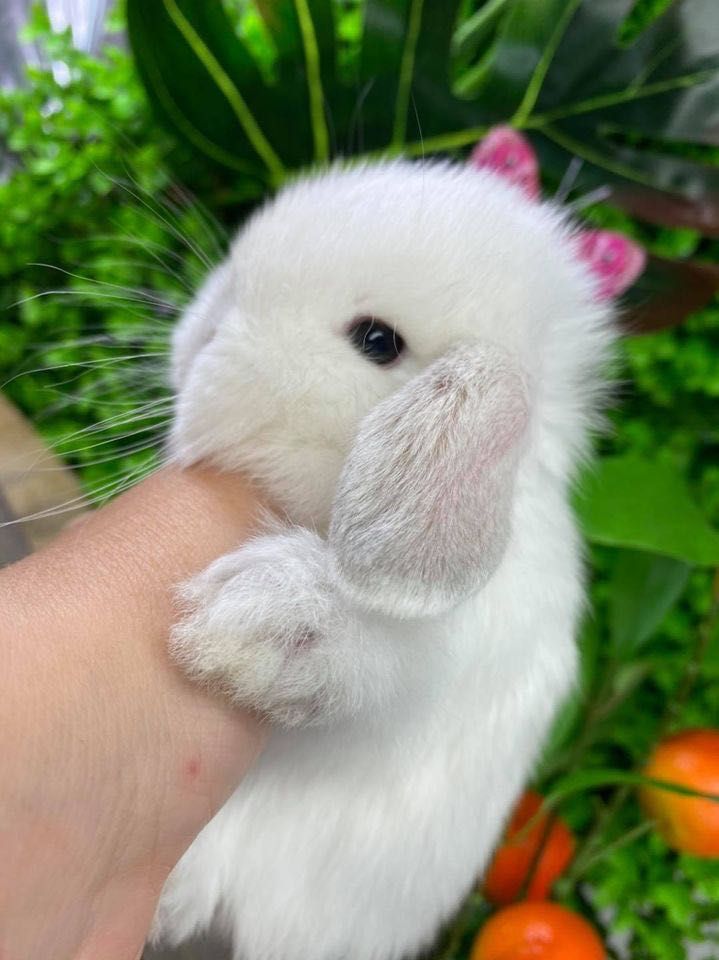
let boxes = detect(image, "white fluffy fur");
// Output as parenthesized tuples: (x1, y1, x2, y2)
(157, 160, 615, 960)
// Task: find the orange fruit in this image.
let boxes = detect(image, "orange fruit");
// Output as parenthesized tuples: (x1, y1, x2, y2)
(483, 791, 575, 904)
(471, 901, 605, 960)
(640, 728, 719, 857)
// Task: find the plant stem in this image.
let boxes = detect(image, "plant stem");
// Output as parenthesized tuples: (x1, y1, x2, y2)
(511, 0, 583, 126)
(401, 125, 491, 157)
(162, 0, 285, 183)
(568, 786, 630, 879)
(392, 0, 425, 148)
(397, 68, 716, 160)
(525, 68, 717, 128)
(293, 0, 330, 163)
(568, 818, 655, 882)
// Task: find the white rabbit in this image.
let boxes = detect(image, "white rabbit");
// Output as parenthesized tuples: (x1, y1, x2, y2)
(153, 141, 643, 960)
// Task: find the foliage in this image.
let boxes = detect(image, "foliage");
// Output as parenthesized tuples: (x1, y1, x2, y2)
(127, 0, 719, 330)
(1, 3, 719, 958)
(128, 0, 719, 202)
(0, 6, 210, 501)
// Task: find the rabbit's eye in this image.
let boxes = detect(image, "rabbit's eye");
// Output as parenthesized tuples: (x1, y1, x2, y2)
(348, 317, 405, 366)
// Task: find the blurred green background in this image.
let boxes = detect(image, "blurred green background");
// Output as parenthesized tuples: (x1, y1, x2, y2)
(1, 2, 719, 957)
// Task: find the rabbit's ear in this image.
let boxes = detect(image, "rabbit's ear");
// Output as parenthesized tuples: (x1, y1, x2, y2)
(329, 344, 529, 619)
(575, 229, 646, 301)
(469, 126, 540, 200)
(171, 262, 232, 390)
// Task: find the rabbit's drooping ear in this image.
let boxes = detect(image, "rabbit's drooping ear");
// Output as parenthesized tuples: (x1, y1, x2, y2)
(329, 344, 529, 619)
(469, 126, 540, 200)
(575, 229, 647, 301)
(170, 262, 232, 390)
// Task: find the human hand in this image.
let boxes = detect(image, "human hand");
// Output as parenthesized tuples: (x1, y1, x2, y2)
(0, 467, 267, 960)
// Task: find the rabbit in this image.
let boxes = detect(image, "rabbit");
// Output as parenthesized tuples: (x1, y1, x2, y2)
(152, 129, 645, 960)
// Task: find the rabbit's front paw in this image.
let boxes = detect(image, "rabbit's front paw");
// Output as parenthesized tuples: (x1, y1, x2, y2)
(170, 528, 349, 726)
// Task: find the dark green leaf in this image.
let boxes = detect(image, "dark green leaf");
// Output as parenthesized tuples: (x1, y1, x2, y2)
(610, 658, 654, 698)
(126, 0, 719, 245)
(452, 0, 511, 65)
(523, 0, 719, 229)
(255, 0, 336, 161)
(617, 0, 678, 46)
(408, 1, 476, 139)
(575, 455, 719, 565)
(609, 549, 691, 655)
(356, 0, 410, 148)
(359, 0, 471, 149)
(126, 0, 310, 178)
(463, 0, 583, 121)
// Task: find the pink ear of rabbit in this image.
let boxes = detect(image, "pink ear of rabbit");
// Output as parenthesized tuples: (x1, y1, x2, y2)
(576, 230, 647, 301)
(469, 126, 540, 200)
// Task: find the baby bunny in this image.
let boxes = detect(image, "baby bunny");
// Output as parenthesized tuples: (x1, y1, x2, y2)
(154, 133, 644, 960)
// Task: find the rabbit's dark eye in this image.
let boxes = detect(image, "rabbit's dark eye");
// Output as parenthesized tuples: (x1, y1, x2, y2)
(348, 317, 405, 366)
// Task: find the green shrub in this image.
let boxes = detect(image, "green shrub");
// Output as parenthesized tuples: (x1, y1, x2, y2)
(0, 6, 208, 498)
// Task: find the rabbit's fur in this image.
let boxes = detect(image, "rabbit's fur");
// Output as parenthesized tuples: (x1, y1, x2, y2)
(154, 160, 614, 960)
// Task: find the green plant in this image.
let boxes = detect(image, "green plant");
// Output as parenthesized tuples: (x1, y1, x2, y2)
(0, 6, 214, 503)
(1, 3, 719, 958)
(127, 0, 719, 330)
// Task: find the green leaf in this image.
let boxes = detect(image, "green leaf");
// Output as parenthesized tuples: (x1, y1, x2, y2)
(524, 0, 719, 230)
(439, 0, 719, 237)
(359, 0, 471, 149)
(652, 881, 695, 926)
(575, 456, 719, 566)
(617, 0, 678, 47)
(610, 658, 654, 698)
(409, 1, 477, 137)
(125, 0, 719, 255)
(471, 0, 584, 123)
(126, 0, 308, 179)
(452, 0, 511, 64)
(609, 549, 691, 655)
(355, 0, 412, 148)
(391, 0, 426, 146)
(544, 767, 719, 807)
(255, 0, 336, 161)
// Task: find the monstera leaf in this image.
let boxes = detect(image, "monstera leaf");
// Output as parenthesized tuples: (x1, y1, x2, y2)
(126, 0, 470, 170)
(464, 0, 719, 234)
(127, 0, 719, 325)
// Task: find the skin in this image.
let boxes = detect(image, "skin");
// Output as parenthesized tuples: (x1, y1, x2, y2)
(0, 467, 267, 960)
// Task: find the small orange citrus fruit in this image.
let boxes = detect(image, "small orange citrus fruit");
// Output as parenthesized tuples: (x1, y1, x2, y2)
(471, 901, 605, 960)
(483, 790, 575, 904)
(640, 728, 719, 857)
